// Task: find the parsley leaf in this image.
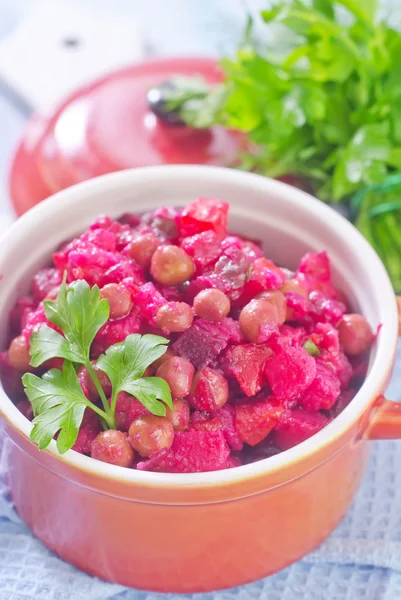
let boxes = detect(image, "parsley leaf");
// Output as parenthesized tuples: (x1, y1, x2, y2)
(123, 377, 173, 416)
(22, 361, 109, 453)
(30, 274, 109, 367)
(29, 325, 75, 368)
(96, 334, 172, 416)
(303, 340, 321, 357)
(23, 276, 173, 453)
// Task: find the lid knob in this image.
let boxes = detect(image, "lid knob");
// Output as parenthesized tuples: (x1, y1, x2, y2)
(147, 75, 209, 127)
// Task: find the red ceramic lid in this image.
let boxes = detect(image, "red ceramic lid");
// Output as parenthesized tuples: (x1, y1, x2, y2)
(9, 57, 243, 215)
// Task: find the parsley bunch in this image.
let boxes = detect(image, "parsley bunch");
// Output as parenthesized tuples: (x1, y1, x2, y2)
(22, 275, 172, 454)
(162, 0, 401, 289)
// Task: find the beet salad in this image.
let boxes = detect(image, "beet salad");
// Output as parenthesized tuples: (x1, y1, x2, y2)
(0, 198, 375, 473)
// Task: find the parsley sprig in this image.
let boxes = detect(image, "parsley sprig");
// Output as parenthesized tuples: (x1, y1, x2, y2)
(22, 275, 172, 454)
(167, 0, 401, 290)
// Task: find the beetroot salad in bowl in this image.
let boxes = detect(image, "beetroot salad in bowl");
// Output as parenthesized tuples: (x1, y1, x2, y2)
(0, 195, 375, 474)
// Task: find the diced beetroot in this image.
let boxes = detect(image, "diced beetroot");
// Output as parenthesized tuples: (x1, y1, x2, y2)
(309, 291, 346, 325)
(190, 405, 245, 451)
(213, 405, 243, 451)
(298, 361, 341, 411)
(226, 455, 242, 468)
(42, 357, 64, 371)
(53, 240, 75, 272)
(220, 344, 272, 397)
(81, 228, 117, 252)
(91, 311, 142, 357)
(221, 235, 244, 252)
(31, 268, 62, 301)
(156, 284, 183, 302)
(137, 430, 230, 473)
(190, 410, 209, 424)
(81, 407, 100, 429)
(180, 230, 222, 273)
(218, 317, 245, 344)
(311, 322, 340, 355)
(21, 305, 62, 342)
(316, 350, 353, 390)
(68, 245, 118, 285)
(242, 241, 264, 262)
(182, 274, 225, 303)
(9, 296, 37, 333)
(119, 276, 140, 298)
(279, 325, 308, 347)
(285, 291, 310, 321)
(191, 417, 221, 433)
(236, 258, 286, 308)
(72, 409, 101, 455)
(113, 391, 151, 431)
(72, 427, 99, 455)
(297, 251, 331, 282)
(296, 253, 337, 298)
(134, 282, 167, 326)
(273, 409, 331, 450)
(101, 260, 145, 286)
(220, 235, 263, 263)
(335, 351, 353, 388)
(264, 346, 317, 401)
(213, 247, 250, 300)
(78, 367, 91, 400)
(119, 212, 141, 227)
(308, 323, 352, 388)
(1, 201, 373, 474)
(115, 226, 135, 252)
(176, 198, 229, 239)
(189, 368, 228, 412)
(173, 318, 243, 369)
(89, 215, 114, 230)
(235, 398, 283, 446)
(142, 206, 179, 241)
(248, 257, 285, 293)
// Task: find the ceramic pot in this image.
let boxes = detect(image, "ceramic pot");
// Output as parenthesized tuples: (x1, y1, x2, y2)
(0, 166, 399, 593)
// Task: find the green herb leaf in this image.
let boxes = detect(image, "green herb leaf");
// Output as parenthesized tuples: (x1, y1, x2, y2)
(22, 361, 99, 453)
(33, 274, 109, 366)
(96, 334, 172, 414)
(123, 377, 173, 416)
(29, 326, 76, 368)
(336, 0, 376, 26)
(23, 281, 174, 454)
(96, 334, 169, 386)
(303, 340, 321, 357)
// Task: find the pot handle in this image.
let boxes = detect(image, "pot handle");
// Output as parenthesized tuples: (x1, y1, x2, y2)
(364, 296, 401, 439)
(364, 396, 401, 440)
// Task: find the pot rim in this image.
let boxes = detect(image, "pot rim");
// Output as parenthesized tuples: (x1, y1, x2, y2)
(0, 165, 398, 488)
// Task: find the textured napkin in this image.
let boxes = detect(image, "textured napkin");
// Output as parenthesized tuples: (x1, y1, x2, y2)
(1, 343, 401, 600)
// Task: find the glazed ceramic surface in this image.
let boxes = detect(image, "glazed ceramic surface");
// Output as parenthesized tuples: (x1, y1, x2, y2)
(9, 58, 242, 216)
(0, 166, 399, 592)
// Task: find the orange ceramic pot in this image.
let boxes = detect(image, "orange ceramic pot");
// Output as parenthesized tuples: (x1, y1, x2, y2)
(0, 166, 400, 593)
